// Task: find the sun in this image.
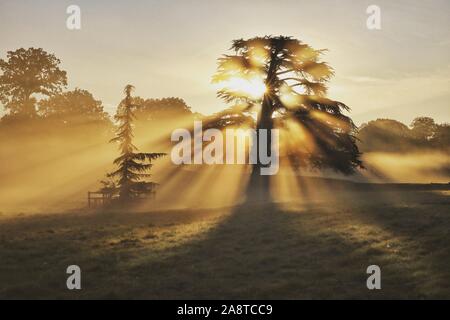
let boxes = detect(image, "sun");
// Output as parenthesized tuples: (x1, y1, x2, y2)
(214, 76, 267, 100)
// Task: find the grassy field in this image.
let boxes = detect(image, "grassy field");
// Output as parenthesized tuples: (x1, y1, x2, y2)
(0, 187, 449, 299)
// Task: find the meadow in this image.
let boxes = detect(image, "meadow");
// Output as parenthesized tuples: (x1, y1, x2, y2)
(1, 183, 448, 299)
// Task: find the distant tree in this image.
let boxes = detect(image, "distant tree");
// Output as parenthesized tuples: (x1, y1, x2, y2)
(432, 123, 450, 150)
(107, 85, 165, 203)
(357, 119, 412, 152)
(211, 36, 362, 199)
(357, 117, 450, 153)
(38, 88, 110, 125)
(410, 117, 437, 141)
(0, 48, 67, 117)
(135, 97, 192, 121)
(132, 97, 196, 152)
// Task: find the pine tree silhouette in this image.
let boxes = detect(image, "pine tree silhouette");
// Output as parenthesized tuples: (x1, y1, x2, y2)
(107, 85, 165, 203)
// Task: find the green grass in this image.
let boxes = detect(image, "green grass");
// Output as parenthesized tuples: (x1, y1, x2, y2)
(0, 189, 449, 299)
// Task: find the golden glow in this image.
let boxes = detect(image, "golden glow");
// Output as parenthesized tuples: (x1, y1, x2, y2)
(214, 76, 267, 100)
(248, 46, 269, 67)
(280, 119, 316, 155)
(279, 84, 302, 108)
(362, 151, 450, 183)
(310, 110, 351, 131)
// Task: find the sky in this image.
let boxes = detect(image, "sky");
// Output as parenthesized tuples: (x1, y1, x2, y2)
(0, 0, 449, 125)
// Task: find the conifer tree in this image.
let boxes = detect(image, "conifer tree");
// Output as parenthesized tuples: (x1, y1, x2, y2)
(107, 85, 165, 202)
(212, 36, 362, 200)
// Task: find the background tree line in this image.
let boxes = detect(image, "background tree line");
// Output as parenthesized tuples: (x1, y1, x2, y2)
(358, 117, 450, 153)
(0, 47, 195, 137)
(0, 47, 448, 166)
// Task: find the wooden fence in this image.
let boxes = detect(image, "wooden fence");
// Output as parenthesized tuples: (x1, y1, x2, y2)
(87, 190, 156, 208)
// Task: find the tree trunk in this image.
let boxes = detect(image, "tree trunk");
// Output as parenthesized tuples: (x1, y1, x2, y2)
(246, 95, 273, 203)
(22, 91, 36, 117)
(246, 45, 280, 204)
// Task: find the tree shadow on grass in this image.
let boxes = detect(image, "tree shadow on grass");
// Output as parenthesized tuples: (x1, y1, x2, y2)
(117, 198, 441, 299)
(0, 189, 448, 299)
(344, 190, 450, 298)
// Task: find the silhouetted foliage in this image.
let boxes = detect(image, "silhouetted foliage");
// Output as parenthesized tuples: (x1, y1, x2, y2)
(433, 123, 450, 149)
(106, 85, 165, 203)
(357, 117, 450, 152)
(37, 88, 111, 126)
(410, 117, 437, 142)
(358, 119, 412, 152)
(0, 48, 67, 117)
(212, 36, 362, 175)
(134, 97, 192, 121)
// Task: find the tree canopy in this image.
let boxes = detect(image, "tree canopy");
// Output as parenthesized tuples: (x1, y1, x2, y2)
(0, 48, 67, 117)
(134, 97, 192, 121)
(38, 88, 110, 125)
(358, 117, 449, 152)
(211, 36, 362, 174)
(410, 117, 437, 141)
